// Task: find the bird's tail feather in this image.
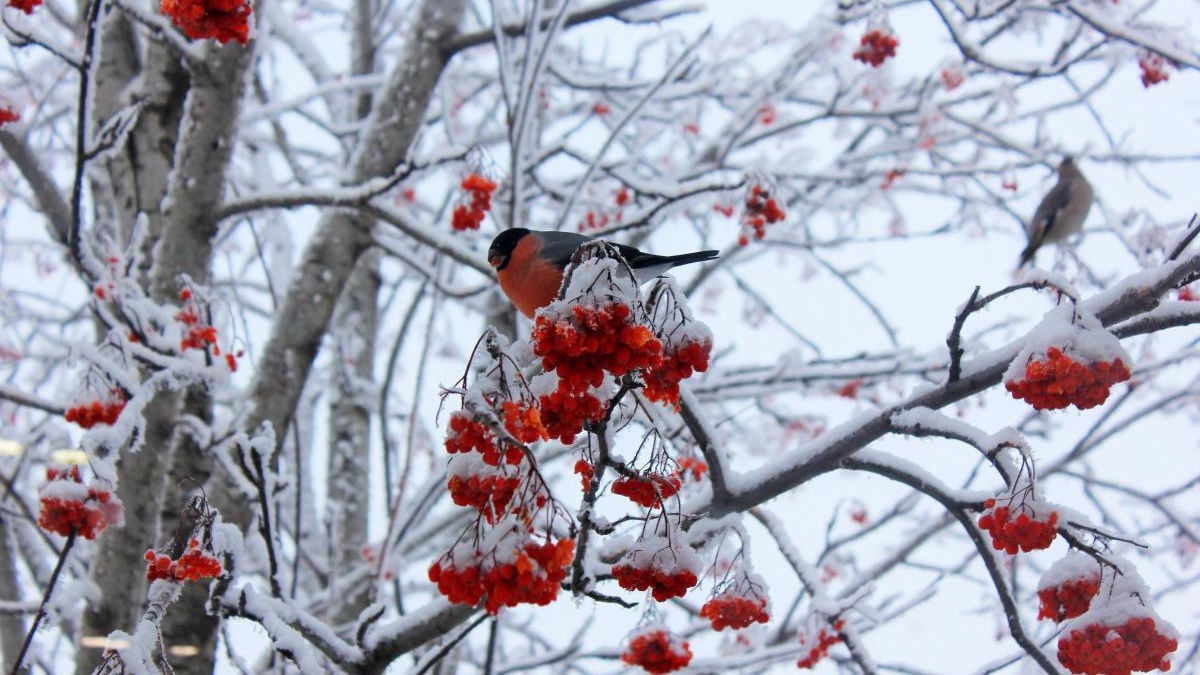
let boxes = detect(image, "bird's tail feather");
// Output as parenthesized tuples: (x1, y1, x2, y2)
(1017, 242, 1037, 267)
(660, 250, 720, 267)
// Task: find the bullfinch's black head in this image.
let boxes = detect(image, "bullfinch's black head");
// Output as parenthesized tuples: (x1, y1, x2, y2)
(488, 228, 530, 271)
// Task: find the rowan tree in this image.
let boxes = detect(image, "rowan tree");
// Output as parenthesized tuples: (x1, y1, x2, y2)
(0, 0, 1197, 673)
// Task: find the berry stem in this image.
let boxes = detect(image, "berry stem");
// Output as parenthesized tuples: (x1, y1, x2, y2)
(12, 528, 76, 675)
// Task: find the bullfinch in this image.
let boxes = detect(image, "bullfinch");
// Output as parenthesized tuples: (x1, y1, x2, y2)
(1019, 157, 1093, 267)
(487, 228, 719, 317)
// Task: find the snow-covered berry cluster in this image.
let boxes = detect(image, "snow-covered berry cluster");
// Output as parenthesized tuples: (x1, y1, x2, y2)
(161, 0, 252, 44)
(37, 467, 123, 540)
(700, 592, 770, 631)
(1058, 616, 1177, 675)
(796, 619, 845, 669)
(65, 390, 126, 429)
(1138, 50, 1170, 88)
(853, 28, 898, 67)
(428, 526, 574, 615)
(642, 278, 713, 408)
(611, 534, 702, 601)
(444, 410, 526, 466)
(1004, 305, 1132, 411)
(176, 288, 240, 371)
(977, 497, 1059, 554)
(611, 473, 681, 508)
(739, 184, 786, 245)
(145, 539, 222, 583)
(1038, 553, 1101, 622)
(1006, 348, 1130, 411)
(620, 626, 692, 674)
(533, 302, 663, 390)
(451, 173, 499, 231)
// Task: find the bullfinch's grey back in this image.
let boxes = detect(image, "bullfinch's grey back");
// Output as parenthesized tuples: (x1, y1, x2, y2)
(1019, 157, 1093, 266)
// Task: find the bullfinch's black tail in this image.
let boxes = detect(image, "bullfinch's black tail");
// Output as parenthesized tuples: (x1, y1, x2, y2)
(1017, 243, 1036, 267)
(656, 250, 720, 268)
(622, 248, 720, 285)
(625, 249, 719, 270)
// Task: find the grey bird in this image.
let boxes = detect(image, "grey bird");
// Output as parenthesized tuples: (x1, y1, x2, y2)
(1018, 157, 1093, 267)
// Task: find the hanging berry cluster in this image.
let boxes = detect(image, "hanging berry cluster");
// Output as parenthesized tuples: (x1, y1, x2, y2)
(160, 0, 252, 45)
(176, 287, 240, 371)
(451, 173, 499, 231)
(796, 618, 846, 669)
(620, 626, 693, 674)
(431, 332, 577, 614)
(1138, 51, 1170, 88)
(1037, 556, 1181, 674)
(1004, 304, 1132, 411)
(428, 518, 575, 615)
(611, 531, 702, 601)
(700, 574, 771, 631)
(0, 104, 19, 124)
(529, 246, 669, 443)
(37, 466, 124, 540)
(428, 244, 726, 654)
(1006, 348, 1130, 411)
(145, 539, 222, 583)
(852, 26, 899, 67)
(65, 389, 127, 429)
(1058, 615, 1177, 674)
(642, 278, 713, 408)
(739, 183, 786, 245)
(1037, 552, 1100, 622)
(977, 496, 1059, 554)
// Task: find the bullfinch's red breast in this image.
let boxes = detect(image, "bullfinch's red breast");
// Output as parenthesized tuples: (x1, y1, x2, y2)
(487, 228, 719, 317)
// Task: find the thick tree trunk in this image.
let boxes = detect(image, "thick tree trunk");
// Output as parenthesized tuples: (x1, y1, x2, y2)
(325, 250, 381, 628)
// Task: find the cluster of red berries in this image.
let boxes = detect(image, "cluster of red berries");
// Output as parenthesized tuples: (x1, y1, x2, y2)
(448, 473, 521, 523)
(37, 467, 122, 540)
(797, 619, 845, 669)
(176, 290, 239, 370)
(445, 411, 523, 466)
(642, 339, 712, 407)
(977, 498, 1059, 554)
(65, 392, 126, 429)
(145, 539, 222, 583)
(181, 324, 218, 352)
(538, 387, 604, 444)
(699, 592, 770, 631)
(428, 538, 574, 614)
(1038, 575, 1100, 622)
(451, 174, 499, 231)
(161, 0, 252, 44)
(573, 459, 594, 491)
(6, 0, 40, 13)
(675, 456, 707, 481)
(620, 629, 692, 674)
(1006, 348, 1131, 411)
(532, 302, 661, 442)
(534, 303, 663, 389)
(611, 473, 681, 508)
(739, 185, 786, 246)
(611, 563, 698, 602)
(853, 29, 899, 67)
(500, 401, 546, 444)
(1057, 616, 1177, 675)
(1138, 51, 1170, 88)
(0, 105, 19, 123)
